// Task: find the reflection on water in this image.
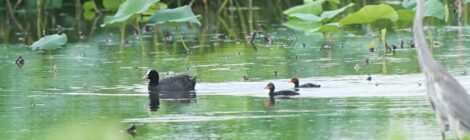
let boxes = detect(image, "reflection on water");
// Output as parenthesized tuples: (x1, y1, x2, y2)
(148, 90, 196, 111)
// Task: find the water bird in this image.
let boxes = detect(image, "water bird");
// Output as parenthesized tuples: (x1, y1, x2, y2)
(365, 58, 369, 64)
(216, 34, 227, 40)
(302, 43, 306, 48)
(289, 77, 320, 88)
(15, 56, 25, 68)
(249, 32, 257, 45)
(414, 0, 470, 139)
(273, 71, 278, 76)
(143, 69, 197, 91)
(385, 43, 392, 53)
(265, 82, 299, 96)
(126, 124, 137, 137)
(369, 47, 375, 52)
(400, 40, 404, 48)
(243, 76, 249, 81)
(366, 75, 372, 81)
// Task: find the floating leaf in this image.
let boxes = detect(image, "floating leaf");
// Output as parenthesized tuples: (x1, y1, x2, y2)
(30, 34, 67, 51)
(101, 0, 159, 27)
(148, 5, 201, 26)
(320, 3, 354, 20)
(308, 23, 341, 33)
(283, 0, 325, 16)
(339, 4, 398, 25)
(288, 13, 323, 22)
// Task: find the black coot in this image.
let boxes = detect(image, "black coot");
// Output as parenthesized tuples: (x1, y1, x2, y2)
(144, 69, 197, 91)
(289, 77, 320, 88)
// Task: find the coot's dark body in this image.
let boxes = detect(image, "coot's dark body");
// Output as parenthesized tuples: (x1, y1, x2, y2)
(145, 69, 197, 92)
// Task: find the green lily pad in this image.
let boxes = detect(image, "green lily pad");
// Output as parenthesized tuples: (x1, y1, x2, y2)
(101, 0, 160, 27)
(148, 5, 201, 26)
(320, 3, 354, 20)
(283, 0, 325, 16)
(308, 23, 341, 33)
(401, 0, 445, 20)
(30, 34, 68, 51)
(424, 0, 445, 20)
(339, 4, 398, 25)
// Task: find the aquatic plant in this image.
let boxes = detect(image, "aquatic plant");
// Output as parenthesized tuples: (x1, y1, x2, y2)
(148, 5, 201, 51)
(100, 0, 159, 27)
(30, 34, 68, 51)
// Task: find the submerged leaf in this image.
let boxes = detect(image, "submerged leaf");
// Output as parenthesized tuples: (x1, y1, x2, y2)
(30, 34, 68, 51)
(148, 5, 201, 26)
(339, 4, 398, 25)
(101, 0, 160, 27)
(283, 0, 325, 16)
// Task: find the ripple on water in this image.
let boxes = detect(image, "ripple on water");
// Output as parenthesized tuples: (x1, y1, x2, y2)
(122, 114, 298, 123)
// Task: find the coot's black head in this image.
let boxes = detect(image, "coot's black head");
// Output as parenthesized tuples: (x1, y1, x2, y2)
(144, 69, 160, 89)
(144, 69, 159, 80)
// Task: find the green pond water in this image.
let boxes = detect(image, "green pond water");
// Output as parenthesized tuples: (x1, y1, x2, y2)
(2, 1, 470, 140)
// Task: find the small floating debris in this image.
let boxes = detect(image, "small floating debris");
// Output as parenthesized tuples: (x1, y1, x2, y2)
(52, 64, 58, 74)
(354, 64, 361, 72)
